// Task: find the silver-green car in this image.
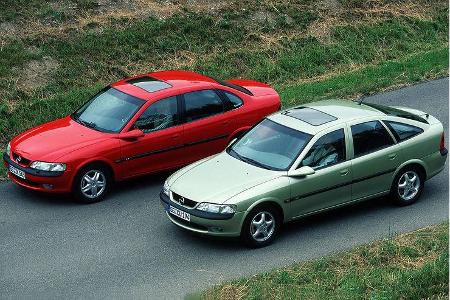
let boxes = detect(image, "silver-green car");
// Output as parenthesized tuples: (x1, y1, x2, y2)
(160, 99, 447, 247)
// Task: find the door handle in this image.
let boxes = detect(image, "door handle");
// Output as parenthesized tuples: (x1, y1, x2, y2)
(388, 153, 397, 160)
(340, 169, 349, 176)
(221, 121, 229, 126)
(171, 134, 180, 139)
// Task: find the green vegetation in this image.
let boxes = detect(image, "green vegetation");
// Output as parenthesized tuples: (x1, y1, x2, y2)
(0, 0, 448, 179)
(198, 223, 449, 300)
(280, 47, 449, 106)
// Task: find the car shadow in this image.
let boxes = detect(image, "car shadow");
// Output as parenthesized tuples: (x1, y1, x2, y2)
(163, 195, 395, 251)
(280, 196, 393, 236)
(5, 170, 174, 206)
(7, 185, 77, 206)
(111, 170, 171, 196)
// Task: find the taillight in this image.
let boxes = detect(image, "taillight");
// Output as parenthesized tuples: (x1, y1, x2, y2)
(440, 132, 445, 151)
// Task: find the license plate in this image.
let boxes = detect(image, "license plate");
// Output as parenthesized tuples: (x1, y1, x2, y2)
(169, 205, 190, 222)
(9, 165, 26, 179)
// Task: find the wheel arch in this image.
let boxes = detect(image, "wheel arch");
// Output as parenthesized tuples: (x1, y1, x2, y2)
(70, 159, 116, 189)
(393, 159, 427, 182)
(244, 198, 285, 224)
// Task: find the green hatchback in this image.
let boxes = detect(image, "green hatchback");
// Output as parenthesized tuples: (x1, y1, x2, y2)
(160, 99, 447, 247)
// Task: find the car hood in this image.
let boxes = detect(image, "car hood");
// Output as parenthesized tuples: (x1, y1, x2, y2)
(169, 152, 282, 204)
(11, 116, 110, 162)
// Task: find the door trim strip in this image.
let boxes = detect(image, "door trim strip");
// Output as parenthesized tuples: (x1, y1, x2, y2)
(115, 134, 229, 163)
(288, 168, 396, 202)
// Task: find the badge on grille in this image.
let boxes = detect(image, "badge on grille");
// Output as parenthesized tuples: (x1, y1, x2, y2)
(16, 156, 21, 163)
(178, 197, 185, 204)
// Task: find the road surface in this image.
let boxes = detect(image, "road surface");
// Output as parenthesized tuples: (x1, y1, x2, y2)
(0, 78, 448, 299)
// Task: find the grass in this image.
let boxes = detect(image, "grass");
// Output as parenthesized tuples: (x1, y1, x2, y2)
(1, 45, 447, 179)
(198, 223, 449, 300)
(280, 46, 449, 106)
(0, 0, 448, 179)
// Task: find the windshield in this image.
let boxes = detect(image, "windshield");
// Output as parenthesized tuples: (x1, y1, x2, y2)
(228, 119, 312, 170)
(72, 87, 144, 133)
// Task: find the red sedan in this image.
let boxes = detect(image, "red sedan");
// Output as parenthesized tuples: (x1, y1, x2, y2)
(4, 70, 281, 203)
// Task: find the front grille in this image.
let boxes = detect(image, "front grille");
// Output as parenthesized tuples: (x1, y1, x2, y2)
(171, 192, 197, 208)
(12, 152, 31, 167)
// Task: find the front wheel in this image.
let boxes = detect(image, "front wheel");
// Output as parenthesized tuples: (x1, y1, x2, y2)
(390, 167, 424, 206)
(73, 164, 111, 204)
(241, 205, 281, 248)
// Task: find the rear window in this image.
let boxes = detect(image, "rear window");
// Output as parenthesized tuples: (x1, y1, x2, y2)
(384, 121, 424, 142)
(364, 103, 428, 124)
(283, 107, 337, 126)
(127, 76, 172, 93)
(223, 91, 244, 109)
(211, 78, 253, 96)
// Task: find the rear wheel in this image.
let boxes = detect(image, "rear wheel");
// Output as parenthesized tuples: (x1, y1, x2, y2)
(390, 167, 424, 206)
(241, 204, 281, 248)
(73, 164, 111, 203)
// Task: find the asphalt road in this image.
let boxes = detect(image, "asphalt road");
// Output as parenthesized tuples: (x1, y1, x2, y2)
(0, 78, 448, 299)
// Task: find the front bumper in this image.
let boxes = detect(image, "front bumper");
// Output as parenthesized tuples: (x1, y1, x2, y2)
(3, 152, 71, 193)
(160, 192, 244, 237)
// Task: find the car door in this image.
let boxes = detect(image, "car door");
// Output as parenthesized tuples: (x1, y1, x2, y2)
(181, 89, 233, 164)
(349, 120, 400, 200)
(119, 95, 185, 178)
(288, 127, 352, 219)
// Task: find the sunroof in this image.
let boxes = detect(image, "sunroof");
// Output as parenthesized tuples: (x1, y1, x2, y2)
(127, 76, 172, 92)
(284, 107, 337, 126)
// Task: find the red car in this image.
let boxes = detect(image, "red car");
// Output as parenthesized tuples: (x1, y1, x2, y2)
(4, 70, 281, 203)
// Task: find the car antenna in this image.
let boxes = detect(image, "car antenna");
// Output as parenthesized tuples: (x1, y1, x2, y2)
(357, 93, 369, 105)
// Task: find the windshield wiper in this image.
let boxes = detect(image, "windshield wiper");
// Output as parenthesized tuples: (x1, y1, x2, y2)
(82, 120, 98, 129)
(241, 156, 272, 170)
(75, 117, 98, 130)
(228, 148, 272, 170)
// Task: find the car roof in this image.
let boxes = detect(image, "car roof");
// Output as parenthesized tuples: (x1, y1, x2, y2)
(268, 99, 384, 135)
(110, 70, 218, 101)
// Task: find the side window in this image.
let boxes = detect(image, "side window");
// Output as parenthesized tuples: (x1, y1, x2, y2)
(184, 90, 224, 122)
(224, 91, 243, 109)
(384, 121, 423, 142)
(351, 121, 394, 157)
(301, 129, 346, 170)
(134, 96, 178, 133)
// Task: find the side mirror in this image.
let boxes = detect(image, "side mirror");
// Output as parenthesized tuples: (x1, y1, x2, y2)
(118, 129, 145, 140)
(287, 166, 315, 177)
(228, 138, 237, 147)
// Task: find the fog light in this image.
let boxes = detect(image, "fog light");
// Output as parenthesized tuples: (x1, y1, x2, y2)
(42, 184, 54, 190)
(209, 227, 223, 233)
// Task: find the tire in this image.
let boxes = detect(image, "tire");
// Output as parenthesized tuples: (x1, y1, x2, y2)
(72, 163, 112, 204)
(241, 204, 281, 248)
(390, 166, 424, 206)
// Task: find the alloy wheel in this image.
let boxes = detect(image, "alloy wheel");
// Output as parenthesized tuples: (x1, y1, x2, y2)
(80, 170, 106, 199)
(250, 211, 275, 242)
(397, 170, 420, 201)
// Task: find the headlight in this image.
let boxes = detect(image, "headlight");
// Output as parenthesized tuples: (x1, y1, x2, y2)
(196, 203, 236, 214)
(6, 142, 11, 156)
(163, 180, 170, 196)
(30, 161, 66, 172)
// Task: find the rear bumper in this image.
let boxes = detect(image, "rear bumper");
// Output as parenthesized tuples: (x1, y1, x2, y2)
(160, 192, 243, 237)
(424, 149, 448, 180)
(3, 152, 71, 193)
